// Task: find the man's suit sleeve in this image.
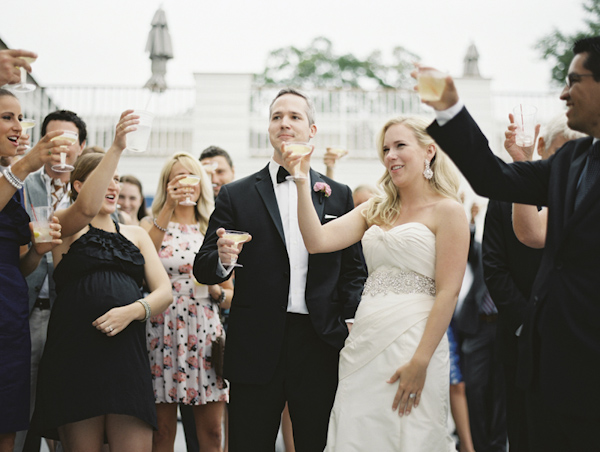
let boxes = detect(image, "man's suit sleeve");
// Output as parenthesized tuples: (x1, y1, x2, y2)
(427, 107, 551, 207)
(193, 185, 234, 285)
(482, 200, 529, 334)
(337, 185, 367, 320)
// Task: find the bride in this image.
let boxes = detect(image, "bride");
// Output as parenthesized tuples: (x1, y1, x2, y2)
(282, 116, 469, 451)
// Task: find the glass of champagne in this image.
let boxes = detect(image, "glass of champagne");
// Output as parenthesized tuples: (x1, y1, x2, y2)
(327, 145, 348, 158)
(50, 130, 79, 173)
(19, 118, 36, 152)
(222, 229, 251, 268)
(284, 142, 312, 181)
(416, 68, 447, 102)
(178, 174, 201, 206)
(12, 57, 37, 93)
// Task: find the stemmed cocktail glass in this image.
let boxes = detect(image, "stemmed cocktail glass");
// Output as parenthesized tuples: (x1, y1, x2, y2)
(222, 229, 251, 268)
(327, 145, 348, 158)
(19, 118, 36, 152)
(12, 57, 37, 93)
(283, 142, 312, 181)
(51, 130, 79, 173)
(178, 175, 201, 206)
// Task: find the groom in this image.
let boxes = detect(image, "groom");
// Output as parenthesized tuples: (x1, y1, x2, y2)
(194, 88, 366, 452)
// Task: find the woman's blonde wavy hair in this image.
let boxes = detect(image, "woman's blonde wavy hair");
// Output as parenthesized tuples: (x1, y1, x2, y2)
(364, 116, 461, 227)
(152, 152, 214, 234)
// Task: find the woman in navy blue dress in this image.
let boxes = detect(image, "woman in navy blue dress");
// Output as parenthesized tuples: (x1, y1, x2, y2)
(0, 88, 64, 451)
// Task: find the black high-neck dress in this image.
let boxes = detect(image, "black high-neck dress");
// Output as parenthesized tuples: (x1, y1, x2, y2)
(31, 222, 156, 438)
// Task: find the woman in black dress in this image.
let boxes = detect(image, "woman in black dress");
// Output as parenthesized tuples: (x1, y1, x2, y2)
(31, 110, 172, 452)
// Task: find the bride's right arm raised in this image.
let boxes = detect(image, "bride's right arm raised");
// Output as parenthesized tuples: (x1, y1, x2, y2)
(284, 148, 368, 253)
(297, 178, 367, 253)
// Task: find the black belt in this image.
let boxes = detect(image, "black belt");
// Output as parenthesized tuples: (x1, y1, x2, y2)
(34, 298, 50, 310)
(479, 313, 498, 323)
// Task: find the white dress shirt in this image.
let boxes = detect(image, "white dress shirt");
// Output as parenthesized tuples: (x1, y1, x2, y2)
(217, 161, 310, 314)
(268, 160, 310, 314)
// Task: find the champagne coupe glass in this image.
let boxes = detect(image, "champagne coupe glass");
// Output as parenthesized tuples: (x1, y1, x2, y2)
(178, 174, 201, 206)
(50, 130, 78, 173)
(327, 145, 348, 158)
(19, 118, 36, 152)
(284, 142, 312, 181)
(222, 229, 250, 268)
(12, 57, 37, 93)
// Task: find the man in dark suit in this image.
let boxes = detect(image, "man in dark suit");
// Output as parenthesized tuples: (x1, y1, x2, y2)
(424, 36, 600, 451)
(482, 115, 584, 452)
(194, 88, 366, 452)
(454, 220, 506, 452)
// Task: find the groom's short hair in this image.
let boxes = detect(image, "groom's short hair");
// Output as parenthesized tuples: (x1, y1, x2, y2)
(269, 88, 316, 126)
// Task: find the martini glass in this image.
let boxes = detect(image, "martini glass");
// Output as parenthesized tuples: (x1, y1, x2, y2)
(284, 142, 312, 181)
(50, 130, 79, 173)
(327, 145, 348, 158)
(178, 175, 201, 206)
(222, 229, 250, 268)
(19, 118, 36, 152)
(12, 57, 37, 93)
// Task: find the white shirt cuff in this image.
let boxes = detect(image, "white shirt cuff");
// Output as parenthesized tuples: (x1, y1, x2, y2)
(345, 318, 355, 324)
(217, 258, 235, 278)
(515, 324, 523, 337)
(435, 100, 465, 126)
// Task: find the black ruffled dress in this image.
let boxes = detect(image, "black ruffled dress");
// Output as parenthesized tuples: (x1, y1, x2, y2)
(31, 223, 156, 438)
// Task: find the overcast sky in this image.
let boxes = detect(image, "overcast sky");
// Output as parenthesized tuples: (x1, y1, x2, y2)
(0, 0, 588, 92)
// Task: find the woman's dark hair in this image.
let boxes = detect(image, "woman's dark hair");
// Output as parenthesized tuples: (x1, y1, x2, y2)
(69, 153, 103, 202)
(0, 88, 17, 99)
(119, 174, 147, 221)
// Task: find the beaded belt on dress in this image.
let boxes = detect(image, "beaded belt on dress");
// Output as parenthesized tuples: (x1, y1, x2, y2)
(362, 268, 436, 297)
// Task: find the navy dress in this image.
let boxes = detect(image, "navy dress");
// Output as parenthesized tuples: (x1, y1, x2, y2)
(0, 194, 32, 433)
(31, 223, 157, 438)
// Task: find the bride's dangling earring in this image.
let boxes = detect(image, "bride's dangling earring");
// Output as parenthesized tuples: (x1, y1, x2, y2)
(423, 159, 433, 180)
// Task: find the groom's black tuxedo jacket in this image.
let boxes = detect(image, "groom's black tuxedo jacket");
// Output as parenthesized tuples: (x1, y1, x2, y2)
(428, 107, 600, 418)
(194, 165, 366, 385)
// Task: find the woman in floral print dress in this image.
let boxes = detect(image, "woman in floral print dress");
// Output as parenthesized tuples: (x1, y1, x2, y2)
(142, 152, 232, 451)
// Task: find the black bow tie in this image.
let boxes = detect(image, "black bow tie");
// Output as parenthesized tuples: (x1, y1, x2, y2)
(276, 166, 290, 184)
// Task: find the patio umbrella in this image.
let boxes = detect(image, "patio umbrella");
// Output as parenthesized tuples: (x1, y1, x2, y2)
(144, 7, 173, 93)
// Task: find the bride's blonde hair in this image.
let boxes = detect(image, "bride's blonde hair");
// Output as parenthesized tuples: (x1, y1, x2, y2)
(364, 116, 461, 227)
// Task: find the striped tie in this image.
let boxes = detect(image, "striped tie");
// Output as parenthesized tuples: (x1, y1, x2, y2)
(481, 290, 498, 315)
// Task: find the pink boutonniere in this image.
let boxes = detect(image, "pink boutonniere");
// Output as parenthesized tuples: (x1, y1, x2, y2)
(313, 182, 332, 197)
(313, 182, 331, 203)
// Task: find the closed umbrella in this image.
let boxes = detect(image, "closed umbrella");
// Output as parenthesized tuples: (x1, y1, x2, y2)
(144, 7, 173, 93)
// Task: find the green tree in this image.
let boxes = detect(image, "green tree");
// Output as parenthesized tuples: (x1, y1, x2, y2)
(256, 37, 419, 90)
(536, 0, 600, 85)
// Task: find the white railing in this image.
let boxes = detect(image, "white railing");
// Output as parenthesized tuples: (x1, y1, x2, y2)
(248, 86, 431, 158)
(41, 85, 195, 156)
(26, 83, 565, 162)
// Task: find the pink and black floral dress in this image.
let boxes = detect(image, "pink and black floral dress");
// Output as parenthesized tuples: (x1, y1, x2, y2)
(147, 222, 228, 405)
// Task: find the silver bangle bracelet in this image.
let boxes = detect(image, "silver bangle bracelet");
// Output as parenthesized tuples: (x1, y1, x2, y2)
(153, 218, 168, 233)
(2, 166, 24, 190)
(136, 299, 152, 322)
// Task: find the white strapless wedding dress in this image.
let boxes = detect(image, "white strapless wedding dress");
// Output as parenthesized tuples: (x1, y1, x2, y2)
(325, 223, 455, 452)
